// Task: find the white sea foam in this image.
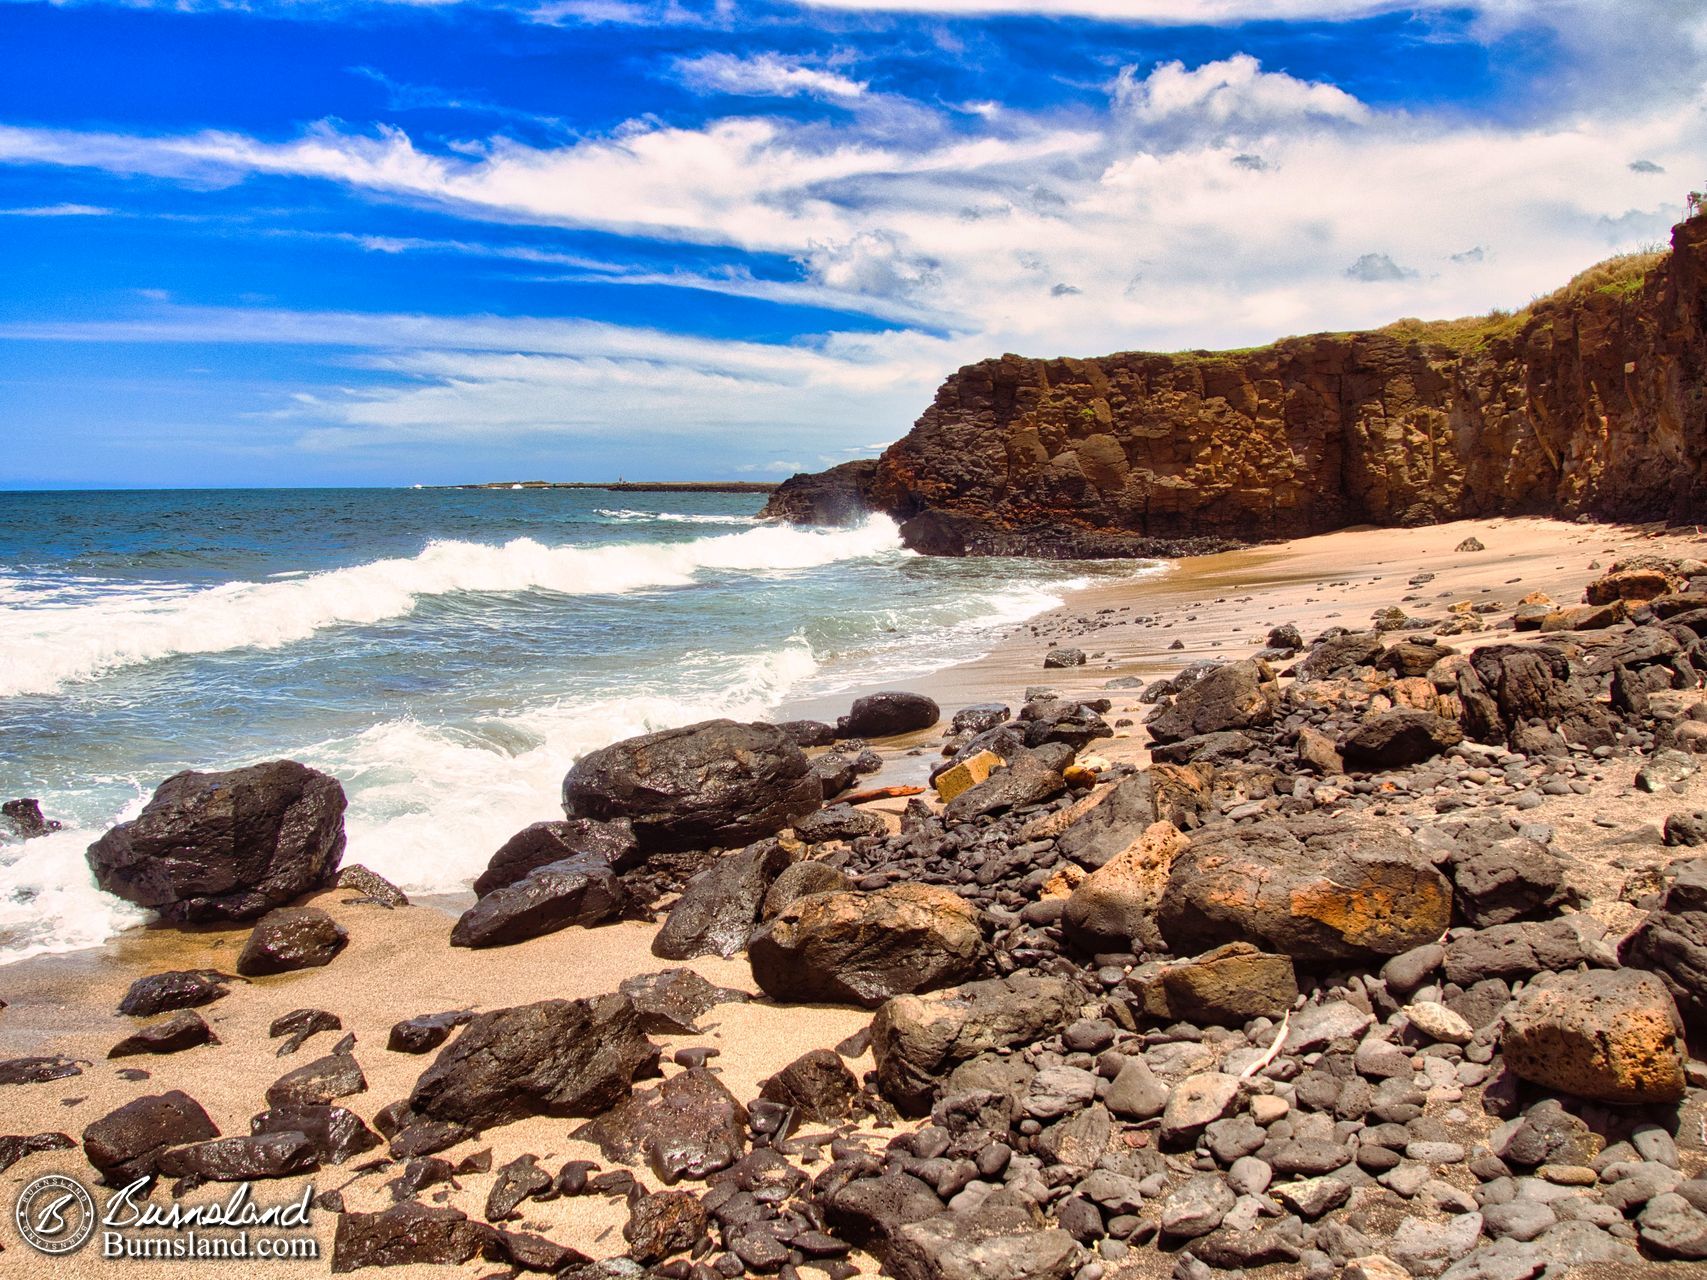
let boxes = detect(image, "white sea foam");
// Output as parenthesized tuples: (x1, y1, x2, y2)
(318, 641, 822, 895)
(0, 517, 903, 697)
(594, 508, 761, 526)
(0, 819, 151, 966)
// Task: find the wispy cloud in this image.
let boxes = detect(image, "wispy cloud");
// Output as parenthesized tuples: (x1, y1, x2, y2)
(676, 51, 868, 101)
(0, 202, 114, 216)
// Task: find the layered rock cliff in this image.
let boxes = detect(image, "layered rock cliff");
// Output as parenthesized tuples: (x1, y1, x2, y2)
(766, 212, 1707, 557)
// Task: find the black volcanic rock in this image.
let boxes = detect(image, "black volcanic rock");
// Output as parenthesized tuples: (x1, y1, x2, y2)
(472, 817, 639, 897)
(86, 761, 346, 923)
(562, 719, 819, 853)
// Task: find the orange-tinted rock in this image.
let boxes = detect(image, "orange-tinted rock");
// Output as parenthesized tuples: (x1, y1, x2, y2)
(1501, 969, 1688, 1104)
(1157, 817, 1451, 962)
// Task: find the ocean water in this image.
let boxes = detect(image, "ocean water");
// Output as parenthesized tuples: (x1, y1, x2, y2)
(0, 487, 1157, 965)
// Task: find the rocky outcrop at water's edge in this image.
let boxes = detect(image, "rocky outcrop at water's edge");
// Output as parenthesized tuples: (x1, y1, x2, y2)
(765, 212, 1707, 557)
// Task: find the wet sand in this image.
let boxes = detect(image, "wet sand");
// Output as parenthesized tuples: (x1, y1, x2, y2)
(4, 513, 1706, 1275)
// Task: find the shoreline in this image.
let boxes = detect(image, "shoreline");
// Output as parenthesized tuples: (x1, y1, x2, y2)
(4, 513, 1707, 1274)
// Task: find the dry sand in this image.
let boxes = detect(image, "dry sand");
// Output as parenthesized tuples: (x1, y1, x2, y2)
(4, 514, 1707, 1276)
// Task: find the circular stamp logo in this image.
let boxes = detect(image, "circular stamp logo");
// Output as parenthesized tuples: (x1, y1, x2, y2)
(15, 1173, 97, 1255)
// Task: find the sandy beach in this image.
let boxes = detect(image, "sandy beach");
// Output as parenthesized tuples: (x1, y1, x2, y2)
(4, 513, 1707, 1277)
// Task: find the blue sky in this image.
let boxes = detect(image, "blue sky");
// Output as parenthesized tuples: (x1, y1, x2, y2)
(1, 0, 1702, 487)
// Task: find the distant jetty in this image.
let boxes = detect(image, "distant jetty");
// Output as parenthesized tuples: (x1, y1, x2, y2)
(453, 480, 779, 493)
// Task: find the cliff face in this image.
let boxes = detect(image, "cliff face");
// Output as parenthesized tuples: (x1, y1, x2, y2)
(767, 213, 1707, 557)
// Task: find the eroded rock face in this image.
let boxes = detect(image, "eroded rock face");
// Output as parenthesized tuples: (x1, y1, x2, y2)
(765, 214, 1707, 556)
(562, 719, 820, 853)
(748, 883, 982, 1008)
(85, 761, 347, 923)
(871, 975, 1080, 1115)
(1157, 817, 1453, 962)
(1501, 969, 1688, 1104)
(408, 995, 658, 1131)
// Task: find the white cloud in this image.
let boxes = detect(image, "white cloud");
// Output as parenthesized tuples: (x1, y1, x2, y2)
(1113, 55, 1370, 140)
(0, 202, 113, 216)
(790, 0, 1435, 23)
(676, 52, 868, 101)
(1, 47, 1703, 462)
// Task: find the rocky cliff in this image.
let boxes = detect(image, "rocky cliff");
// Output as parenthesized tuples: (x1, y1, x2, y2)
(765, 212, 1707, 557)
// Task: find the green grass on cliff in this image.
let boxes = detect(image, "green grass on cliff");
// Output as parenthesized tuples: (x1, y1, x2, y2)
(1158, 243, 1669, 364)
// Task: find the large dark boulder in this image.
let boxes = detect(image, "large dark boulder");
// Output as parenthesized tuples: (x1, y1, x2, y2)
(451, 853, 627, 949)
(761, 459, 879, 526)
(82, 1090, 219, 1185)
(471, 818, 638, 897)
(1145, 660, 1279, 745)
(749, 884, 982, 1008)
(85, 761, 346, 923)
(1622, 858, 1707, 1030)
(562, 720, 819, 853)
(408, 995, 658, 1131)
(117, 969, 230, 1017)
(1340, 709, 1464, 771)
(838, 692, 941, 738)
(1157, 816, 1452, 962)
(250, 1105, 380, 1165)
(1450, 836, 1574, 927)
(652, 839, 796, 960)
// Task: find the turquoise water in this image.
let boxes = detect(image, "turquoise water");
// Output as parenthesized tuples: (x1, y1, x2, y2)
(0, 487, 1151, 963)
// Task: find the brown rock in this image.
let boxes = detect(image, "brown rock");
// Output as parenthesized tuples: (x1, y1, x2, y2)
(1146, 660, 1279, 745)
(748, 883, 981, 1008)
(934, 750, 1003, 803)
(1586, 568, 1678, 605)
(872, 975, 1080, 1115)
(1127, 942, 1298, 1025)
(1501, 969, 1688, 1104)
(409, 995, 658, 1131)
(625, 1191, 708, 1264)
(1060, 821, 1187, 953)
(572, 1066, 747, 1184)
(1157, 816, 1452, 962)
(236, 906, 348, 976)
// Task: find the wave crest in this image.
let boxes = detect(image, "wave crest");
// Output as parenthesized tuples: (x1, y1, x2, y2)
(0, 517, 902, 697)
